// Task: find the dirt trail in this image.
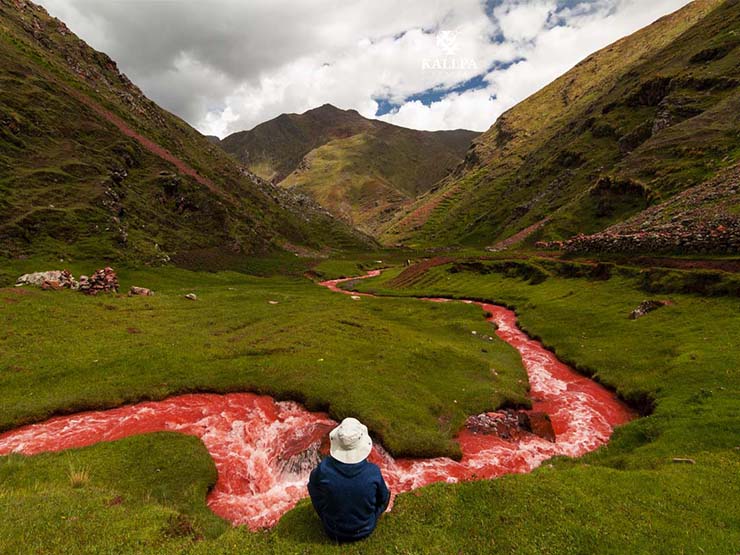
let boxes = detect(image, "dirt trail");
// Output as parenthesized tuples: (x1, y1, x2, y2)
(487, 217, 550, 252)
(66, 88, 231, 200)
(387, 257, 453, 288)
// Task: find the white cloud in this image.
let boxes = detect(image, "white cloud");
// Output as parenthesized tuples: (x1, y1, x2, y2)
(36, 0, 692, 136)
(380, 0, 692, 132)
(495, 1, 556, 42)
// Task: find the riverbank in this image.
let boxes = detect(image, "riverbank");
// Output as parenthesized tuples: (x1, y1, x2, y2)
(0, 255, 738, 553)
(0, 286, 633, 530)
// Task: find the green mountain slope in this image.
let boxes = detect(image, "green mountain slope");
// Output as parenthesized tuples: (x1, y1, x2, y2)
(0, 0, 372, 263)
(220, 105, 478, 235)
(221, 104, 376, 183)
(383, 0, 738, 251)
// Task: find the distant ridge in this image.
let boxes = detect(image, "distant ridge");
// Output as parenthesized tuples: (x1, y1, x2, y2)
(220, 105, 478, 235)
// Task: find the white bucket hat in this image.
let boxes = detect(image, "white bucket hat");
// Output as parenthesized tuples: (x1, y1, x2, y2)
(329, 417, 373, 464)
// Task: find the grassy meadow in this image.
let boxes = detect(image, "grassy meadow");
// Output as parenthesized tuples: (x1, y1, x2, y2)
(0, 254, 738, 553)
(0, 259, 528, 458)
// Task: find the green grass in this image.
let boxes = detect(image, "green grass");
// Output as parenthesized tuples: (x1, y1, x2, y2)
(0, 260, 527, 459)
(0, 433, 227, 553)
(352, 261, 740, 457)
(2, 438, 737, 554)
(310, 249, 429, 280)
(1, 256, 738, 553)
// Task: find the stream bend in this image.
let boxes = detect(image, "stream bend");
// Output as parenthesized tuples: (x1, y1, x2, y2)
(0, 272, 634, 528)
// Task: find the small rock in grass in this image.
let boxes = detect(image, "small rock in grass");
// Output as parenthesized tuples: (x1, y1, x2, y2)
(672, 457, 696, 464)
(184, 293, 198, 301)
(471, 330, 477, 335)
(41, 279, 62, 291)
(351, 295, 361, 300)
(128, 286, 153, 297)
(268, 300, 279, 305)
(629, 300, 670, 320)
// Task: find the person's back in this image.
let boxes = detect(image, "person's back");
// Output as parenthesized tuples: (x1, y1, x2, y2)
(307, 418, 390, 542)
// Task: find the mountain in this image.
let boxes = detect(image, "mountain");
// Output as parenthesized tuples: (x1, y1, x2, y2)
(382, 0, 739, 253)
(220, 105, 478, 235)
(0, 0, 372, 264)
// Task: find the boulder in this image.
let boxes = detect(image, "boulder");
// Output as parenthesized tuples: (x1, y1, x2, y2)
(526, 411, 556, 442)
(465, 409, 556, 442)
(16, 270, 78, 290)
(465, 410, 530, 441)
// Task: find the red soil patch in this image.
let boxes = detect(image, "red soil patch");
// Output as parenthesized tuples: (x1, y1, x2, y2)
(388, 257, 453, 288)
(2, 288, 36, 296)
(487, 217, 550, 252)
(66, 89, 229, 201)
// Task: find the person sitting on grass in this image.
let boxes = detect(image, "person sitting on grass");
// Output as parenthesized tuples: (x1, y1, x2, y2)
(307, 417, 390, 543)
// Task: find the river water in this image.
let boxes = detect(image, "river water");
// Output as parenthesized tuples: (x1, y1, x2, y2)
(0, 272, 634, 528)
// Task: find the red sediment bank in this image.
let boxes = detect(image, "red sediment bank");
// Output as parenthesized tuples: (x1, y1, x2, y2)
(0, 272, 635, 529)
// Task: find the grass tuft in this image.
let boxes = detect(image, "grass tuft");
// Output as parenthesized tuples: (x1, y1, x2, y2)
(67, 463, 90, 489)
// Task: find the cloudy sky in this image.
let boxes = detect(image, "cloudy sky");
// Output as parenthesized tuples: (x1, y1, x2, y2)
(37, 0, 691, 137)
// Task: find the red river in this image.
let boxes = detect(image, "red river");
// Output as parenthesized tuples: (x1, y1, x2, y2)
(0, 271, 635, 529)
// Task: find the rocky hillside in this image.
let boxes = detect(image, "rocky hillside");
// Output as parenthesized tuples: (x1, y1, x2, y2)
(542, 162, 740, 255)
(383, 0, 739, 254)
(220, 105, 478, 235)
(0, 0, 372, 264)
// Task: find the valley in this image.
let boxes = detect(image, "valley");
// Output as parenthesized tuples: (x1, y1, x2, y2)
(0, 0, 738, 553)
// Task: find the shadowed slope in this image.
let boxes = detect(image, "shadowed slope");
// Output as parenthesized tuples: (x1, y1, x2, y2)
(0, 0, 372, 262)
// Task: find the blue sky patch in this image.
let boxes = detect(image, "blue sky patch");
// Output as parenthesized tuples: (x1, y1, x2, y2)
(374, 58, 522, 117)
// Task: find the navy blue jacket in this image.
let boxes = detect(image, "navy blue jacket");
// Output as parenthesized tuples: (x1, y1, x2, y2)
(307, 457, 390, 542)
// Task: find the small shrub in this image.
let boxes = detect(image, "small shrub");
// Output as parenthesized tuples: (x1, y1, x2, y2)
(689, 43, 738, 64)
(589, 175, 658, 204)
(626, 76, 672, 107)
(618, 121, 654, 154)
(162, 513, 201, 540)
